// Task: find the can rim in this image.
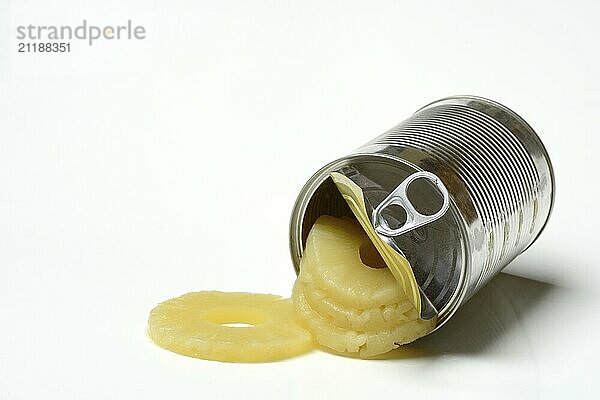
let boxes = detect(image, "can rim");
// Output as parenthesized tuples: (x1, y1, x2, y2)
(417, 95, 556, 252)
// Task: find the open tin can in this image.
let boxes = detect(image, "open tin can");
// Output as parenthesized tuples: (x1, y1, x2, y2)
(289, 96, 555, 330)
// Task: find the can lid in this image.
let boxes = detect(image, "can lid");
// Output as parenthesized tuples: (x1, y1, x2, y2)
(330, 168, 450, 321)
(372, 171, 450, 237)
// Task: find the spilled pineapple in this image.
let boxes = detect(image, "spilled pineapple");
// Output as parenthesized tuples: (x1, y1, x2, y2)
(292, 216, 435, 357)
(147, 216, 436, 361)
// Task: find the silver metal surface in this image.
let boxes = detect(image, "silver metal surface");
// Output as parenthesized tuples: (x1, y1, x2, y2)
(372, 171, 450, 237)
(289, 95, 555, 330)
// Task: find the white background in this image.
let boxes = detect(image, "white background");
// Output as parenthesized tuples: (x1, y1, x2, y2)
(1, 0, 599, 399)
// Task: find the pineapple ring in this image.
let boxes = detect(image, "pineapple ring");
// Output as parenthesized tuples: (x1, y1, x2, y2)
(292, 216, 436, 357)
(293, 281, 434, 357)
(302, 216, 407, 309)
(292, 283, 366, 354)
(301, 274, 416, 331)
(147, 291, 314, 362)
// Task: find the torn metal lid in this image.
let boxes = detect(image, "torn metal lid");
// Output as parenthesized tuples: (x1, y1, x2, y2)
(331, 166, 451, 321)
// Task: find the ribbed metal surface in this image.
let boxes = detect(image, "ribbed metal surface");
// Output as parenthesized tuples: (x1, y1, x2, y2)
(360, 103, 543, 297)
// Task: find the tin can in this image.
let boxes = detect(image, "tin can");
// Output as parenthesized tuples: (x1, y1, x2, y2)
(289, 96, 554, 329)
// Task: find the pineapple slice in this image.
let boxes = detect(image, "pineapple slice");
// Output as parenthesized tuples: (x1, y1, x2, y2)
(293, 282, 433, 357)
(302, 279, 415, 331)
(292, 216, 436, 357)
(302, 216, 407, 309)
(292, 284, 366, 353)
(147, 291, 314, 362)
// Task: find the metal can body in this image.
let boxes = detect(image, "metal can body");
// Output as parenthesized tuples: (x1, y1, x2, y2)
(289, 96, 554, 328)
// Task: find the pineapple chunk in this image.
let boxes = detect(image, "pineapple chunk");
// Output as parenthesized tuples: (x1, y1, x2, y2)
(292, 216, 436, 357)
(147, 291, 313, 362)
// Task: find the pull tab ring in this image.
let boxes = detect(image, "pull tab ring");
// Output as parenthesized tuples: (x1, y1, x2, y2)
(372, 171, 450, 237)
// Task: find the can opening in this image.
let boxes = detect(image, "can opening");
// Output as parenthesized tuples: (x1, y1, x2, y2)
(290, 155, 467, 322)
